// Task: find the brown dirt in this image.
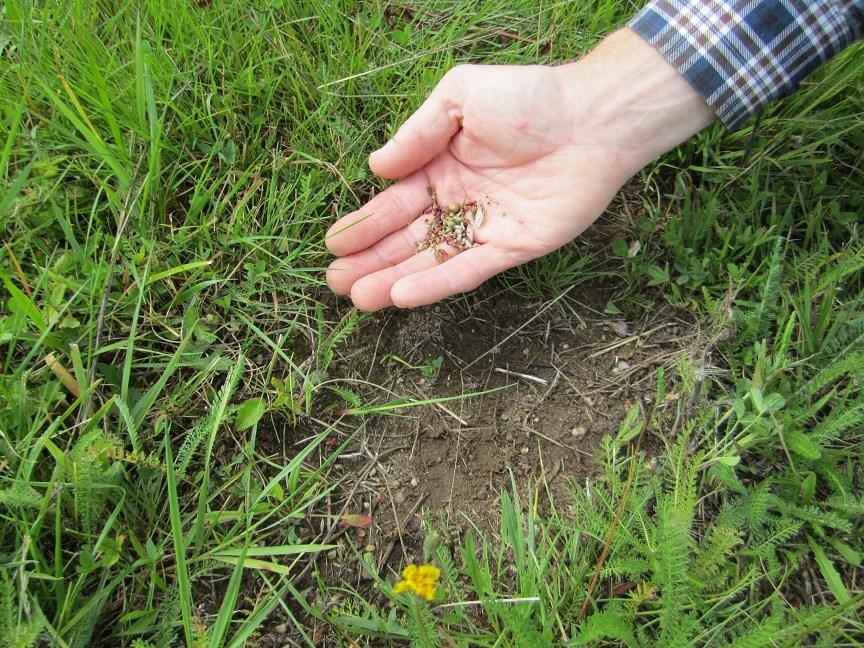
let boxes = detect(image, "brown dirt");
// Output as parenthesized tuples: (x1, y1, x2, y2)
(314, 282, 695, 582)
(248, 278, 709, 645)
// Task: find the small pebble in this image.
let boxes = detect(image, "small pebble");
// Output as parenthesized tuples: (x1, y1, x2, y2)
(499, 411, 510, 422)
(274, 623, 288, 634)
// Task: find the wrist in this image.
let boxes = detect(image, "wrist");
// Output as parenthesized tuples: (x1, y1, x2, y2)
(556, 28, 716, 172)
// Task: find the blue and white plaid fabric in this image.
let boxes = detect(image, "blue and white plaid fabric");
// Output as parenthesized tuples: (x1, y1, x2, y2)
(629, 1, 864, 129)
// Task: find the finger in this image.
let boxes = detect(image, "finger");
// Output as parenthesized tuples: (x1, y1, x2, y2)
(349, 244, 462, 312)
(326, 216, 431, 295)
(391, 244, 522, 308)
(369, 69, 464, 179)
(325, 173, 431, 257)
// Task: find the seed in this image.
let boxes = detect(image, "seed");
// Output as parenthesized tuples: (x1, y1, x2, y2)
(473, 205, 485, 228)
(447, 202, 461, 214)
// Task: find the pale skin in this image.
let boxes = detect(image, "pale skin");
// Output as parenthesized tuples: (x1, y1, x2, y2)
(326, 29, 716, 311)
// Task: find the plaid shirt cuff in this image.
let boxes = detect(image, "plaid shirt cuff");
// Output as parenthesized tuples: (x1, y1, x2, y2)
(629, 1, 864, 129)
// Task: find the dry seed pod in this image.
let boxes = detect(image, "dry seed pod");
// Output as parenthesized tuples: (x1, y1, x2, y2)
(473, 205, 485, 228)
(417, 192, 489, 261)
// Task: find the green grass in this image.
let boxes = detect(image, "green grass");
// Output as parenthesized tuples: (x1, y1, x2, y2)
(1, 0, 863, 646)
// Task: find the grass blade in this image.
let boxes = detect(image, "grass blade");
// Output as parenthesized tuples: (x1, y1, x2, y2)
(131, 317, 196, 429)
(192, 356, 244, 551)
(145, 260, 213, 286)
(808, 536, 850, 604)
(208, 543, 248, 648)
(0, 97, 25, 180)
(165, 427, 194, 647)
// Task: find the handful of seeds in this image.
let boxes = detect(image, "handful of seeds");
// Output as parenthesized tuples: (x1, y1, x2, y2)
(416, 188, 485, 262)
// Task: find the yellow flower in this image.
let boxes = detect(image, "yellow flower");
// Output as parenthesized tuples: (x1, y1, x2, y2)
(393, 563, 441, 601)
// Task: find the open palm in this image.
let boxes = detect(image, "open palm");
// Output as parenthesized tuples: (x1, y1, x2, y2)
(326, 63, 643, 311)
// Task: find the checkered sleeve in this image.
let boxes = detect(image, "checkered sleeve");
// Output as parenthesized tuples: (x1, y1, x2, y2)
(629, 1, 864, 129)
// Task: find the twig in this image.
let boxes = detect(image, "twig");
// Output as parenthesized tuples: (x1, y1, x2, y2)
(494, 367, 548, 385)
(521, 424, 590, 455)
(81, 155, 146, 422)
(447, 428, 461, 523)
(434, 402, 468, 426)
(433, 596, 541, 611)
(44, 353, 80, 397)
(6, 248, 32, 298)
(576, 432, 643, 622)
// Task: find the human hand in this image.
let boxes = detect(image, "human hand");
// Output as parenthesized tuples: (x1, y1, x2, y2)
(326, 29, 714, 311)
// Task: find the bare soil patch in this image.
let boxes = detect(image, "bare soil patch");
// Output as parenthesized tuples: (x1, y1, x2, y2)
(316, 282, 696, 584)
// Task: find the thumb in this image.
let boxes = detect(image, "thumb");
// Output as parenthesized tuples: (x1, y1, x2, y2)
(369, 69, 465, 179)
